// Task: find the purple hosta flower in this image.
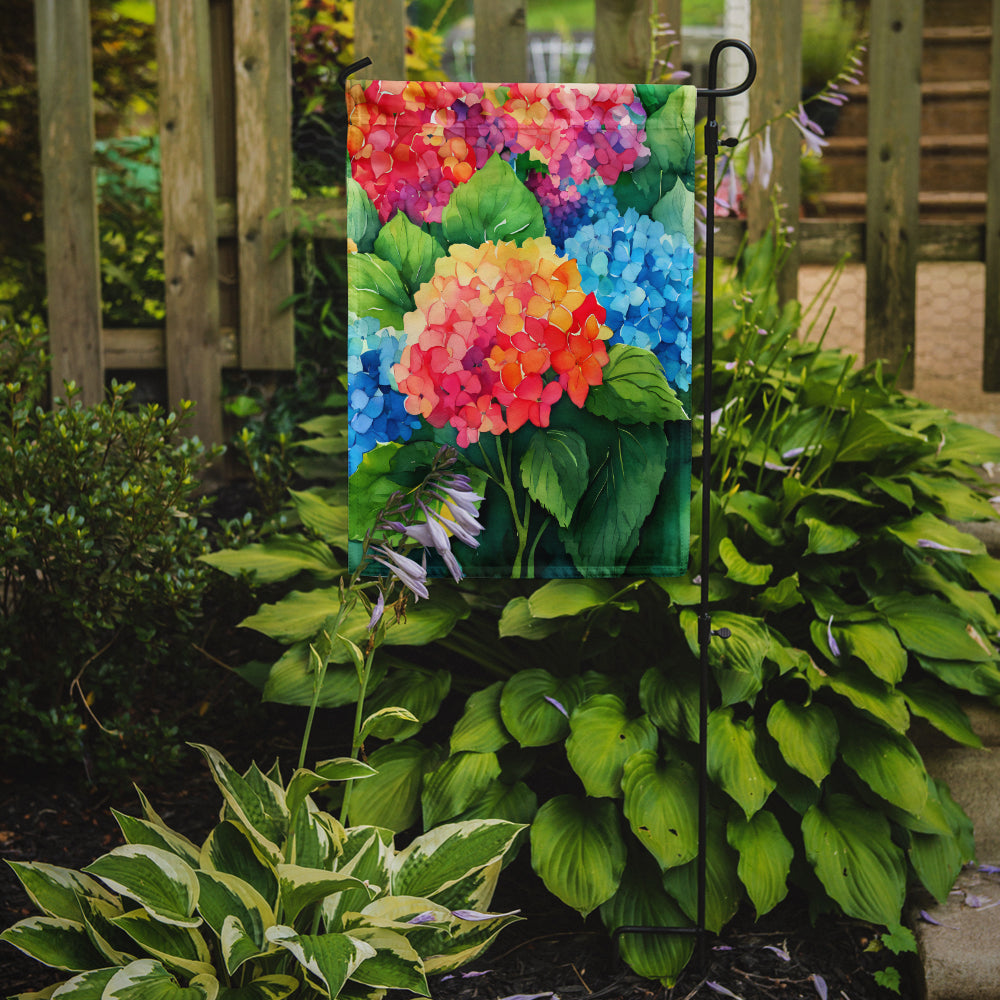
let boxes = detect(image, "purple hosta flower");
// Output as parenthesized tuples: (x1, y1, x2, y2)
(372, 545, 429, 600)
(367, 590, 385, 631)
(528, 174, 619, 252)
(811, 974, 828, 1000)
(763, 944, 790, 962)
(746, 125, 774, 191)
(791, 104, 828, 157)
(407, 911, 438, 925)
(430, 474, 486, 545)
(451, 908, 521, 921)
(544, 695, 569, 717)
(706, 983, 742, 999)
(348, 315, 422, 474)
(827, 616, 842, 658)
(917, 538, 973, 555)
(564, 207, 694, 393)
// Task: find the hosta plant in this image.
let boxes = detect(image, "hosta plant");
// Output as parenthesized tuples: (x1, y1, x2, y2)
(1, 744, 523, 999)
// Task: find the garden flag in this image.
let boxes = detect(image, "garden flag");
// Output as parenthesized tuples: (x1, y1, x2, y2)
(346, 80, 696, 578)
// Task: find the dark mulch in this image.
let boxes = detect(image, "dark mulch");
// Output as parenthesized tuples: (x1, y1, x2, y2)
(1, 750, 915, 1000)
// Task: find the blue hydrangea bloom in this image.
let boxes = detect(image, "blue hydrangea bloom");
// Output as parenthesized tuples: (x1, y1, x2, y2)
(347, 315, 421, 474)
(535, 176, 619, 252)
(563, 207, 694, 393)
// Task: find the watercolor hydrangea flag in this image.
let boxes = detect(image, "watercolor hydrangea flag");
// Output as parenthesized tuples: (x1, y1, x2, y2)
(346, 80, 696, 579)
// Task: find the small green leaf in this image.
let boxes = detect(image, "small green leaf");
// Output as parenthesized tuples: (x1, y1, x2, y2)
(520, 429, 590, 528)
(348, 252, 413, 329)
(347, 178, 380, 253)
(374, 211, 446, 294)
(765, 701, 838, 786)
(585, 345, 689, 425)
(719, 537, 772, 586)
(803, 517, 859, 555)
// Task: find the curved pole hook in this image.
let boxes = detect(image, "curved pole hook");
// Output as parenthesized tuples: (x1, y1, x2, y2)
(697, 38, 757, 99)
(338, 56, 373, 90)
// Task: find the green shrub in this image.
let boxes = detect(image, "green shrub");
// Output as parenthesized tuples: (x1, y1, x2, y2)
(0, 317, 220, 783)
(1, 743, 524, 998)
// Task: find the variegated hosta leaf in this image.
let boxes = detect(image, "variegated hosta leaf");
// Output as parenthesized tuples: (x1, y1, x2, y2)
(420, 907, 522, 975)
(391, 820, 524, 901)
(285, 761, 376, 824)
(102, 958, 218, 999)
(276, 864, 375, 925)
(190, 745, 287, 863)
(425, 859, 501, 915)
(0, 916, 107, 971)
(4, 861, 118, 922)
(214, 974, 300, 999)
(195, 871, 274, 974)
(621, 751, 699, 871)
(706, 707, 776, 819)
(112, 810, 202, 868)
(566, 695, 658, 799)
(77, 894, 136, 966)
(83, 845, 201, 928)
(529, 795, 626, 917)
(265, 926, 376, 998)
(200, 822, 278, 910)
(726, 810, 793, 918)
(287, 802, 345, 870)
(345, 926, 429, 995)
(765, 700, 838, 786)
(802, 793, 906, 926)
(420, 751, 502, 829)
(599, 853, 694, 987)
(110, 908, 214, 978)
(45, 966, 118, 997)
(323, 829, 392, 931)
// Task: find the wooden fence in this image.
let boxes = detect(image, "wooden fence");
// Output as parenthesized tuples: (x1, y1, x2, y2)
(33, 0, 1000, 445)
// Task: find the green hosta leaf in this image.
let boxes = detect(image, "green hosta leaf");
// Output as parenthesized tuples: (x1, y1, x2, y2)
(497, 596, 564, 639)
(560, 421, 668, 575)
(392, 819, 524, 900)
(530, 795, 626, 917)
(802, 793, 906, 926)
(906, 472, 999, 521)
(520, 429, 590, 528)
(916, 655, 1000, 697)
(363, 667, 451, 740)
(112, 812, 201, 868)
(527, 579, 618, 619)
(200, 822, 278, 911)
(756, 573, 804, 613)
(111, 909, 214, 978)
(0, 916, 107, 971)
(348, 252, 412, 329)
(839, 718, 929, 816)
(259, 644, 386, 709)
(639, 664, 699, 742)
(718, 536, 772, 586)
(277, 865, 373, 925)
(599, 853, 694, 987)
(373, 210, 445, 294)
(216, 975, 299, 1000)
(886, 512, 985, 556)
(195, 871, 273, 974)
(83, 846, 199, 928)
(910, 562, 1000, 633)
(566, 695, 657, 798)
(347, 740, 442, 832)
(833, 621, 907, 684)
(765, 701, 838, 786)
(346, 926, 429, 994)
(707, 708, 776, 819)
(803, 517, 859, 556)
(287, 489, 349, 546)
(5, 862, 118, 923)
(441, 152, 544, 246)
(451, 682, 511, 754)
(621, 751, 698, 870)
(347, 178, 380, 253)
(265, 926, 375, 998)
(499, 669, 584, 747)
(727, 811, 793, 918)
(967, 553, 1000, 597)
(586, 345, 689, 425)
(809, 661, 910, 732)
(936, 421, 1000, 464)
(660, 811, 741, 933)
(909, 809, 966, 905)
(901, 680, 982, 748)
(680, 610, 771, 707)
(241, 590, 341, 645)
(453, 779, 538, 827)
(421, 751, 502, 828)
(199, 536, 340, 584)
(724, 490, 784, 546)
(191, 746, 287, 863)
(835, 409, 927, 463)
(102, 959, 218, 1000)
(874, 594, 995, 662)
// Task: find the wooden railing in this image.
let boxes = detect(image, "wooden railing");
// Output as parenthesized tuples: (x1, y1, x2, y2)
(33, 0, 1000, 444)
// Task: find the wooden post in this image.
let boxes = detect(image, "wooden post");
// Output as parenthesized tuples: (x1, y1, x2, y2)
(157, 0, 223, 445)
(233, 0, 294, 369)
(594, 0, 651, 84)
(474, 0, 526, 81)
(651, 0, 683, 82)
(34, 0, 104, 405)
(747, 0, 801, 304)
(355, 0, 406, 80)
(983, 0, 1000, 390)
(864, 0, 923, 390)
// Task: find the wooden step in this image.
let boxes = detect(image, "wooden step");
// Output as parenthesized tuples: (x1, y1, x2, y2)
(833, 80, 991, 137)
(922, 25, 993, 83)
(813, 190, 987, 222)
(822, 134, 989, 193)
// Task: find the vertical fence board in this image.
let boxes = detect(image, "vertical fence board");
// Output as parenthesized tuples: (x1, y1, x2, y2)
(864, 0, 923, 389)
(983, 0, 1000, 390)
(157, 0, 222, 444)
(474, 0, 526, 81)
(594, 0, 651, 83)
(355, 0, 406, 79)
(34, 0, 103, 404)
(747, 0, 801, 303)
(233, 0, 294, 369)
